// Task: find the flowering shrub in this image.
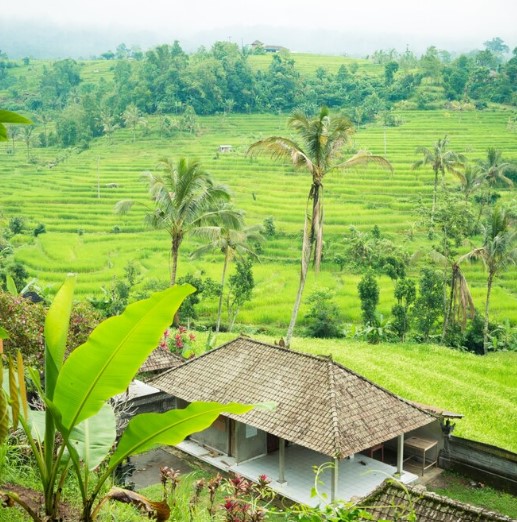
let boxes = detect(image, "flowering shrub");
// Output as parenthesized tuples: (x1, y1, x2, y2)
(160, 325, 197, 358)
(0, 290, 102, 365)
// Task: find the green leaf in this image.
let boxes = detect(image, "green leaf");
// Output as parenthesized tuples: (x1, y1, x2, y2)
(68, 403, 116, 471)
(5, 275, 18, 297)
(8, 357, 19, 430)
(0, 124, 7, 142)
(0, 368, 8, 444)
(54, 284, 194, 433)
(0, 327, 9, 340)
(0, 110, 32, 125)
(29, 410, 46, 444)
(44, 275, 76, 401)
(109, 401, 253, 469)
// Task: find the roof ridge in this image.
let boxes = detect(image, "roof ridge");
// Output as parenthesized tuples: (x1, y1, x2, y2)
(243, 338, 435, 421)
(326, 358, 342, 458)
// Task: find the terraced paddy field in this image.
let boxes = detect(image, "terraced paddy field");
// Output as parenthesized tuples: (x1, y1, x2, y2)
(1, 109, 516, 328)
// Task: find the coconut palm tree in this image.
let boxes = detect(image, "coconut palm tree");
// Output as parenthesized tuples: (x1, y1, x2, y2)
(248, 107, 391, 345)
(413, 135, 465, 222)
(477, 148, 514, 188)
(431, 250, 475, 338)
(473, 149, 514, 228)
(458, 163, 484, 202)
(460, 205, 517, 354)
(115, 157, 236, 286)
(190, 208, 263, 335)
(122, 104, 147, 142)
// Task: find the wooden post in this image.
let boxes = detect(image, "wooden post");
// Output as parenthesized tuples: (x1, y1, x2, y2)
(331, 458, 339, 502)
(278, 438, 286, 483)
(397, 434, 404, 474)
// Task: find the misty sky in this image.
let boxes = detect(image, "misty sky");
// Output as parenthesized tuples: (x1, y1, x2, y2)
(3, 0, 517, 56)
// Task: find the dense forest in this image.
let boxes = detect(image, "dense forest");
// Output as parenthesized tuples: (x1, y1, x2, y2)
(1, 37, 516, 150)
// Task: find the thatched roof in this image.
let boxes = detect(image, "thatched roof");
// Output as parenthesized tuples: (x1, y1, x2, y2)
(151, 337, 435, 458)
(139, 348, 185, 374)
(361, 480, 514, 521)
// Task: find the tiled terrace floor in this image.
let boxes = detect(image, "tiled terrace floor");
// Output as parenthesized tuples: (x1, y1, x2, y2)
(177, 440, 418, 507)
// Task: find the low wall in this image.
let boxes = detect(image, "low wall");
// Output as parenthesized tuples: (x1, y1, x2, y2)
(439, 436, 517, 494)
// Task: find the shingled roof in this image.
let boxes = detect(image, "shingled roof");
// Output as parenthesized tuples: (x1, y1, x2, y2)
(151, 337, 435, 459)
(361, 480, 514, 521)
(139, 348, 185, 374)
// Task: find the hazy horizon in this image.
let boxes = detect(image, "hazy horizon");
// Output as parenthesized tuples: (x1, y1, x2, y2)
(2, 0, 516, 58)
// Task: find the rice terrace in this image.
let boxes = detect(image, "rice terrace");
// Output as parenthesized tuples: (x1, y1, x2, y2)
(1, 7, 517, 520)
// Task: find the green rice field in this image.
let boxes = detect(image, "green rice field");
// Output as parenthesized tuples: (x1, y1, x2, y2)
(1, 109, 515, 328)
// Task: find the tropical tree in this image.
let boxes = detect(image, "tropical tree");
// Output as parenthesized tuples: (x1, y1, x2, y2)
(190, 208, 262, 335)
(477, 147, 514, 188)
(115, 157, 235, 286)
(458, 163, 484, 202)
(99, 110, 119, 145)
(248, 107, 391, 345)
(122, 104, 147, 142)
(460, 205, 517, 354)
(413, 135, 465, 223)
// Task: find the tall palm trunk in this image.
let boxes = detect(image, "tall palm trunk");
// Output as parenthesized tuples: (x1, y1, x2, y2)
(171, 237, 181, 326)
(431, 168, 439, 224)
(483, 271, 494, 355)
(215, 250, 230, 335)
(286, 192, 314, 346)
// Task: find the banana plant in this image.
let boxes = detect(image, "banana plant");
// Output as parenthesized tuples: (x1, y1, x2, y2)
(0, 276, 254, 521)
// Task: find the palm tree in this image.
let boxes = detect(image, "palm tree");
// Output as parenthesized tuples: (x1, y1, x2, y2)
(458, 163, 484, 202)
(115, 157, 235, 286)
(190, 208, 262, 335)
(122, 104, 147, 142)
(413, 135, 465, 222)
(477, 148, 514, 188)
(460, 205, 517, 354)
(248, 107, 391, 345)
(431, 251, 475, 338)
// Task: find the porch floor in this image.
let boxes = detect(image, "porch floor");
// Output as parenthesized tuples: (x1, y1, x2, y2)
(176, 440, 418, 507)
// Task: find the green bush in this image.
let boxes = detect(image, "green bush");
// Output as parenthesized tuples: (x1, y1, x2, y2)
(304, 288, 343, 338)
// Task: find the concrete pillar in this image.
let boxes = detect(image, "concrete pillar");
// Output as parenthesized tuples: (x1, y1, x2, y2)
(278, 437, 286, 483)
(397, 434, 404, 475)
(331, 458, 339, 502)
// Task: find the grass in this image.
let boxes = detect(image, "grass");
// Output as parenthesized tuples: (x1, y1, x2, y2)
(428, 471, 517, 519)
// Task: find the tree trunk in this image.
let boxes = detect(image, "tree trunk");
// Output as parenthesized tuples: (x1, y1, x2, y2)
(483, 272, 494, 355)
(171, 238, 180, 326)
(285, 198, 313, 346)
(442, 267, 456, 342)
(431, 168, 439, 224)
(215, 251, 229, 335)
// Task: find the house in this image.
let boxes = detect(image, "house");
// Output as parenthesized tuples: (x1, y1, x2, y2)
(151, 337, 446, 505)
(361, 480, 514, 521)
(250, 40, 288, 53)
(218, 145, 233, 153)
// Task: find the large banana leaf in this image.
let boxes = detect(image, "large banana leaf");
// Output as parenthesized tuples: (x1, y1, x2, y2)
(45, 275, 76, 401)
(54, 284, 194, 433)
(29, 410, 46, 444)
(109, 401, 253, 469)
(68, 403, 116, 471)
(0, 110, 32, 142)
(5, 275, 18, 297)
